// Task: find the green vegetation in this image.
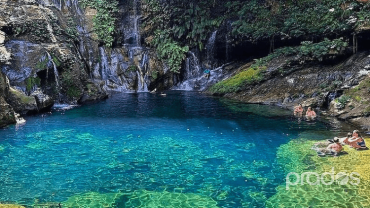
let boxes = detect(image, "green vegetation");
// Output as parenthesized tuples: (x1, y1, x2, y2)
(345, 77, 370, 100)
(35, 58, 49, 71)
(143, 0, 223, 73)
(25, 77, 41, 92)
(10, 88, 35, 104)
(65, 18, 79, 42)
(209, 66, 265, 94)
(335, 95, 351, 109)
(140, 0, 369, 73)
(127, 65, 138, 72)
(151, 70, 158, 79)
(151, 31, 189, 73)
(79, 0, 119, 47)
(52, 54, 61, 67)
(13, 20, 52, 42)
(61, 71, 82, 99)
(227, 0, 370, 42)
(253, 38, 348, 68)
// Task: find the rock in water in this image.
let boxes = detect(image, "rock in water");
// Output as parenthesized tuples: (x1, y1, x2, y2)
(6, 87, 37, 114)
(31, 89, 54, 111)
(0, 97, 16, 128)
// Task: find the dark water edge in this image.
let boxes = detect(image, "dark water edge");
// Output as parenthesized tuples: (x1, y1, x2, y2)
(0, 91, 358, 207)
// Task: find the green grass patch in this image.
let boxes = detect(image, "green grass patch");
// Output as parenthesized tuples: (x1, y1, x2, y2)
(209, 66, 266, 94)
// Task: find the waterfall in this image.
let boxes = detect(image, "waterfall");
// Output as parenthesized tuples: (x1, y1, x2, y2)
(46, 52, 59, 90)
(141, 51, 149, 70)
(133, 0, 141, 46)
(188, 51, 201, 78)
(136, 67, 148, 92)
(185, 58, 191, 79)
(124, 0, 141, 46)
(206, 31, 217, 68)
(99, 47, 109, 80)
(226, 21, 231, 61)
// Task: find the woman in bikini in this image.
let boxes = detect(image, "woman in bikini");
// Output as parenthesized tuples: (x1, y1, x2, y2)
(344, 130, 367, 150)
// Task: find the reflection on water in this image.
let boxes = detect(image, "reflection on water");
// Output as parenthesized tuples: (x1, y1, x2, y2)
(0, 92, 355, 207)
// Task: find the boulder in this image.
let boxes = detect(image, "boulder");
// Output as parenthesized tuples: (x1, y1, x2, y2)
(7, 87, 37, 114)
(78, 81, 108, 103)
(31, 89, 54, 111)
(0, 97, 16, 127)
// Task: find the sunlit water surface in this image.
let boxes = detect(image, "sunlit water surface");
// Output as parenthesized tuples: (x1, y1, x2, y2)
(0, 92, 351, 207)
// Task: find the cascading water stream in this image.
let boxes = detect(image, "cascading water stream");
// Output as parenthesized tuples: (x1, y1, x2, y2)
(206, 30, 217, 68)
(46, 52, 60, 90)
(188, 51, 201, 78)
(46, 52, 62, 102)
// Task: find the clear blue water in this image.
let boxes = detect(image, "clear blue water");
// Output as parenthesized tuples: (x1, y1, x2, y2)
(0, 92, 347, 207)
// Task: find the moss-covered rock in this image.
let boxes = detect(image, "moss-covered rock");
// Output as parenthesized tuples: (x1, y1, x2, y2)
(7, 87, 37, 114)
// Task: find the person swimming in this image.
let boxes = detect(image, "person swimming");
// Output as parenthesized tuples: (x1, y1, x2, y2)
(294, 104, 304, 117)
(305, 107, 317, 121)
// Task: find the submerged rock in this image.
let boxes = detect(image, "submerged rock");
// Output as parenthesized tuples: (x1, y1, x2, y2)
(125, 190, 219, 208)
(0, 204, 26, 208)
(62, 192, 125, 208)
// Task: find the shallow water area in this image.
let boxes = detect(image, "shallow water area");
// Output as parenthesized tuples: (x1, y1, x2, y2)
(0, 92, 355, 207)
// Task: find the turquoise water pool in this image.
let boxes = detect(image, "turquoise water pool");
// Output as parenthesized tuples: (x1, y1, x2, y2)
(0, 92, 347, 207)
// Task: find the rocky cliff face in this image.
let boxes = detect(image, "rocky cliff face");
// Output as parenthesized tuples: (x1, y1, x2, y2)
(220, 52, 370, 131)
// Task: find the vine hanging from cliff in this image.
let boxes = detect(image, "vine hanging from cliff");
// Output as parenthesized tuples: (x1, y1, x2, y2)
(78, 0, 118, 47)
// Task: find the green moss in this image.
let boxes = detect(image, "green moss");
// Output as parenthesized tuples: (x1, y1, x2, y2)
(25, 77, 41, 92)
(10, 88, 35, 104)
(52, 55, 61, 67)
(209, 66, 265, 94)
(127, 65, 137, 72)
(67, 86, 81, 99)
(151, 70, 158, 79)
(61, 71, 82, 99)
(364, 106, 370, 115)
(345, 79, 370, 100)
(35, 58, 49, 70)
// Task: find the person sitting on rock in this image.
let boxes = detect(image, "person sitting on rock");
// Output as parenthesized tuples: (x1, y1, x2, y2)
(345, 130, 367, 150)
(294, 104, 304, 117)
(203, 69, 211, 79)
(305, 107, 317, 120)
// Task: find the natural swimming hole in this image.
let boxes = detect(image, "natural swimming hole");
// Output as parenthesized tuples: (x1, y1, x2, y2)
(0, 91, 366, 207)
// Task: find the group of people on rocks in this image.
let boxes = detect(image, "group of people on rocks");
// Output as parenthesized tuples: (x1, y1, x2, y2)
(293, 104, 317, 120)
(293, 104, 367, 157)
(312, 130, 367, 157)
